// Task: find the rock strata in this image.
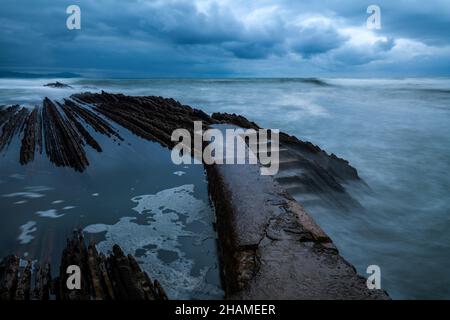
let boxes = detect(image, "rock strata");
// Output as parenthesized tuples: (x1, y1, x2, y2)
(0, 91, 388, 299)
(0, 231, 167, 300)
(1, 92, 361, 207)
(206, 156, 389, 300)
(211, 112, 363, 209)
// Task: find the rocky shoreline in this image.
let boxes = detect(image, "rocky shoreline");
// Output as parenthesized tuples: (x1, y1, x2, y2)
(0, 91, 388, 299)
(206, 157, 388, 299)
(0, 91, 362, 207)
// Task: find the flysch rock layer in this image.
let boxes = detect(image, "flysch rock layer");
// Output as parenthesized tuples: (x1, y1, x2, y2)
(0, 231, 168, 300)
(206, 159, 389, 299)
(211, 112, 365, 210)
(0, 91, 361, 209)
(0, 91, 388, 299)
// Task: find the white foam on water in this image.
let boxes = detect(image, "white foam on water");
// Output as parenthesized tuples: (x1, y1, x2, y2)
(173, 171, 186, 176)
(52, 200, 64, 204)
(84, 184, 222, 299)
(62, 206, 76, 210)
(35, 209, 64, 219)
(2, 192, 45, 199)
(24, 186, 53, 192)
(131, 184, 207, 224)
(0, 78, 79, 106)
(3, 185, 53, 200)
(92, 193, 99, 197)
(276, 94, 329, 117)
(14, 200, 28, 205)
(18, 221, 37, 244)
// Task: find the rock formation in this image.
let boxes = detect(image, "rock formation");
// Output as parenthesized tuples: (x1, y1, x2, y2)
(0, 91, 388, 299)
(206, 158, 388, 299)
(44, 82, 73, 89)
(0, 91, 361, 208)
(0, 231, 167, 300)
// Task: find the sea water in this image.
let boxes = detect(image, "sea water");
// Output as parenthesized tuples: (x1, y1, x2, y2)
(1, 77, 449, 299)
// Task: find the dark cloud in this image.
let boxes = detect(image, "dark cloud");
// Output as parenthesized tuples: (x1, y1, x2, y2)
(290, 23, 349, 58)
(0, 0, 449, 76)
(223, 41, 282, 59)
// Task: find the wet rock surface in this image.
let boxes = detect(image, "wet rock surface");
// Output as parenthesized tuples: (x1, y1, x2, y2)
(211, 112, 364, 209)
(0, 106, 28, 152)
(1, 92, 361, 209)
(0, 91, 385, 299)
(20, 107, 42, 164)
(0, 231, 168, 300)
(42, 98, 90, 171)
(206, 160, 389, 299)
(0, 92, 214, 172)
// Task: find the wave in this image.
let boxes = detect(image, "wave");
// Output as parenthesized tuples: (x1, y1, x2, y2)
(70, 77, 332, 88)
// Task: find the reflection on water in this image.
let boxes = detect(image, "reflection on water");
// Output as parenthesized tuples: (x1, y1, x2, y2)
(0, 119, 223, 299)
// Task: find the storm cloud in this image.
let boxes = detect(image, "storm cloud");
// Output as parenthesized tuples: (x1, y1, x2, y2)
(0, 0, 449, 77)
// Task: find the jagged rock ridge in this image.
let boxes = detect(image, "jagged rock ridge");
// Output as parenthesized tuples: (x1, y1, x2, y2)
(0, 91, 362, 207)
(0, 231, 168, 300)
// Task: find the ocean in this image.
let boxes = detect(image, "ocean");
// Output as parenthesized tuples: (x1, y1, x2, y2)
(1, 77, 449, 299)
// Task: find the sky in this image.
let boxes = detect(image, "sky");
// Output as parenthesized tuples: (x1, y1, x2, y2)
(1, 0, 449, 77)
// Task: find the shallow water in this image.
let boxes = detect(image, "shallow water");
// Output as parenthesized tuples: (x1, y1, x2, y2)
(1, 77, 450, 299)
(0, 116, 223, 299)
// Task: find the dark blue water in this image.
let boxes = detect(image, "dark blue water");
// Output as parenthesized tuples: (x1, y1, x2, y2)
(0, 106, 223, 299)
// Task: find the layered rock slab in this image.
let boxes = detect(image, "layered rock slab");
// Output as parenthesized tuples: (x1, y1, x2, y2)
(0, 231, 168, 300)
(0, 91, 387, 299)
(206, 160, 389, 299)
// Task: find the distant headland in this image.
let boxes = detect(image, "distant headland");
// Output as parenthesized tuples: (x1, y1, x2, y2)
(0, 71, 81, 79)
